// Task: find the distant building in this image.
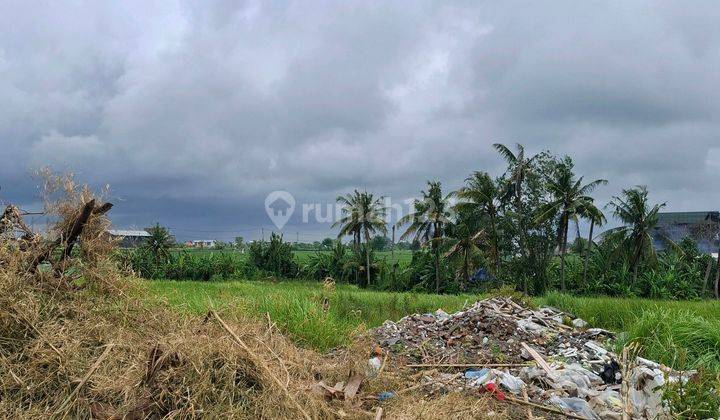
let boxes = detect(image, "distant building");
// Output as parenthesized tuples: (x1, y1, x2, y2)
(651, 211, 720, 254)
(107, 229, 151, 248)
(191, 239, 216, 248)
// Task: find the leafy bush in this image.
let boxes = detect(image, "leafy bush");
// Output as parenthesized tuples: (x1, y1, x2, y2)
(546, 253, 584, 291)
(543, 235, 715, 299)
(248, 233, 298, 277)
(300, 241, 349, 281)
(397, 248, 455, 293)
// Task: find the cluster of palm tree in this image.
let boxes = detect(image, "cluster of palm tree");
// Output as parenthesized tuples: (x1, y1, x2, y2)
(396, 181, 453, 293)
(605, 186, 666, 284)
(333, 143, 683, 296)
(331, 190, 387, 287)
(533, 163, 607, 291)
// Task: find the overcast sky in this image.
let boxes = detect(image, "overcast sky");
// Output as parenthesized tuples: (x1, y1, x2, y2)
(1, 1, 719, 241)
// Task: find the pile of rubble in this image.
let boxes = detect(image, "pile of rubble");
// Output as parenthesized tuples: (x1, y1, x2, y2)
(372, 297, 694, 419)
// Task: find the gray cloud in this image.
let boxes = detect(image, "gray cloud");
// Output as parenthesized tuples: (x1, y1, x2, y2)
(1, 0, 719, 240)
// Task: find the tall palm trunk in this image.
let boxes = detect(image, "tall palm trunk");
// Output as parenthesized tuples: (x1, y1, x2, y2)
(490, 213, 500, 275)
(434, 244, 440, 293)
(461, 249, 470, 292)
(702, 258, 712, 296)
(353, 231, 360, 285)
(433, 222, 442, 294)
(515, 192, 530, 293)
(365, 229, 371, 288)
(582, 219, 594, 287)
(560, 215, 569, 292)
(715, 249, 720, 299)
(631, 240, 643, 285)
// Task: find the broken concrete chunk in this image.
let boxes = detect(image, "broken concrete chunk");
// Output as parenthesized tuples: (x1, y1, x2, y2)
(629, 366, 668, 419)
(434, 309, 450, 322)
(572, 318, 589, 328)
(584, 340, 608, 357)
(517, 318, 546, 333)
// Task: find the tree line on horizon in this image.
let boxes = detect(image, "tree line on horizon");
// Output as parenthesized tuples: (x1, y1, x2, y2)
(324, 143, 719, 299)
(126, 142, 719, 299)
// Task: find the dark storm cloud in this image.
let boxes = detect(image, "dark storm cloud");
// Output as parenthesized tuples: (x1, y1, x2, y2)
(1, 0, 719, 240)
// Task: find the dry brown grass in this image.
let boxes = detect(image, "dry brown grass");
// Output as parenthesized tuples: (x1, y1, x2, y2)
(0, 174, 341, 418)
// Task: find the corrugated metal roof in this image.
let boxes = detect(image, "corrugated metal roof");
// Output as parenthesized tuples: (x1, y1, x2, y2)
(657, 211, 720, 225)
(107, 229, 151, 237)
(653, 211, 720, 254)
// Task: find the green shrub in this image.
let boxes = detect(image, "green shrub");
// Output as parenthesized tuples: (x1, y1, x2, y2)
(664, 371, 720, 419)
(248, 233, 298, 278)
(300, 241, 349, 281)
(119, 248, 252, 281)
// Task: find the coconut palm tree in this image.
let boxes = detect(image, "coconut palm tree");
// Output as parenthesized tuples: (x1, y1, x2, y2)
(357, 192, 387, 287)
(333, 190, 362, 284)
(444, 224, 486, 291)
(534, 165, 607, 291)
(454, 171, 502, 275)
(334, 190, 387, 287)
(397, 181, 453, 293)
(581, 204, 606, 287)
(143, 223, 174, 264)
(606, 186, 665, 284)
(493, 143, 538, 292)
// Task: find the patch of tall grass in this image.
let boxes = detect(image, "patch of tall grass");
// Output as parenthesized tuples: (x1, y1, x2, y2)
(147, 280, 478, 351)
(541, 292, 720, 372)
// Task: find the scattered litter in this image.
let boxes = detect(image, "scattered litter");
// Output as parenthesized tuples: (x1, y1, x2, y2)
(629, 366, 666, 419)
(377, 391, 395, 402)
(549, 396, 598, 419)
(481, 382, 506, 401)
(368, 356, 382, 373)
(343, 374, 364, 400)
(464, 368, 489, 380)
(600, 360, 622, 385)
(497, 370, 525, 394)
(465, 368, 494, 387)
(434, 308, 450, 322)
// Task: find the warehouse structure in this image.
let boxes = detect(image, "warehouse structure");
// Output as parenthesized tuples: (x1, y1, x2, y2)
(652, 211, 720, 255)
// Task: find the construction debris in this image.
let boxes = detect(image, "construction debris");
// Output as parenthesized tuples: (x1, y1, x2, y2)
(373, 296, 695, 419)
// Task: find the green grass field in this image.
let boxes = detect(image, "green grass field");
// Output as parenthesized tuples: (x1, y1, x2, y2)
(147, 278, 720, 375)
(147, 279, 475, 351)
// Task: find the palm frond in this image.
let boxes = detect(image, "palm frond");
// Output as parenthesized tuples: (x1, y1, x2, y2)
(493, 143, 518, 164)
